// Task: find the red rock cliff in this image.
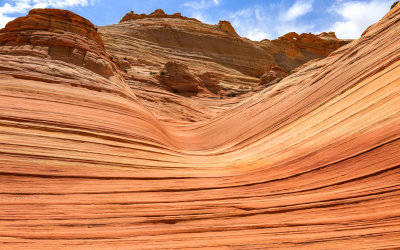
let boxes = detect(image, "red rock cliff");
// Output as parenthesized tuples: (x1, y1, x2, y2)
(0, 9, 120, 79)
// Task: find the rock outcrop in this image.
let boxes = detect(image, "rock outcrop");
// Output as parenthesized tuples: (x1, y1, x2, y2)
(218, 20, 239, 36)
(159, 61, 200, 95)
(259, 66, 288, 86)
(120, 9, 198, 23)
(197, 72, 222, 94)
(0, 9, 120, 80)
(104, 12, 275, 84)
(277, 31, 349, 56)
(101, 10, 351, 97)
(158, 61, 222, 96)
(1, 5, 399, 249)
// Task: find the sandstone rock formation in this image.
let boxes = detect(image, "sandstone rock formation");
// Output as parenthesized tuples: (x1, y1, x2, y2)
(159, 61, 200, 95)
(197, 72, 222, 94)
(264, 31, 351, 73)
(120, 9, 198, 23)
(0, 5, 399, 249)
(259, 66, 288, 86)
(289, 58, 321, 74)
(218, 20, 239, 36)
(0, 9, 121, 81)
(158, 61, 222, 96)
(278, 31, 344, 56)
(101, 9, 350, 97)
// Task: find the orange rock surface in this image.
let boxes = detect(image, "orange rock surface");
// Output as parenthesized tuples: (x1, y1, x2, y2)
(0, 5, 399, 249)
(120, 9, 198, 23)
(218, 20, 239, 36)
(277, 31, 348, 57)
(102, 9, 350, 97)
(259, 66, 288, 86)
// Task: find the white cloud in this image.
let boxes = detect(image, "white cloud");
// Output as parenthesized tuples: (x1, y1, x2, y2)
(183, 0, 221, 25)
(226, 3, 317, 41)
(31, 0, 89, 9)
(284, 0, 314, 21)
(0, 14, 14, 29)
(0, 0, 95, 28)
(183, 0, 220, 10)
(228, 0, 392, 40)
(247, 30, 269, 41)
(330, 0, 391, 38)
(0, 0, 31, 15)
(191, 12, 213, 24)
(229, 6, 273, 41)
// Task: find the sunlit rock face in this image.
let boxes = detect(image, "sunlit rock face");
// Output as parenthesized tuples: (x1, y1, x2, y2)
(0, 9, 119, 79)
(0, 5, 399, 249)
(102, 9, 349, 98)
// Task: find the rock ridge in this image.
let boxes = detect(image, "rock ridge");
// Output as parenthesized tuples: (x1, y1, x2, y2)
(0, 8, 120, 79)
(275, 31, 351, 57)
(120, 9, 199, 23)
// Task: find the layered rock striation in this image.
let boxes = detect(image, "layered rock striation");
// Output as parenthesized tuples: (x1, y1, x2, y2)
(158, 61, 221, 96)
(0, 9, 119, 79)
(259, 66, 288, 86)
(277, 31, 348, 56)
(0, 8, 131, 98)
(101, 9, 350, 97)
(0, 5, 399, 249)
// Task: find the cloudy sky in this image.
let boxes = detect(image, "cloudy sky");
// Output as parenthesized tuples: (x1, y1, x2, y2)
(0, 0, 394, 40)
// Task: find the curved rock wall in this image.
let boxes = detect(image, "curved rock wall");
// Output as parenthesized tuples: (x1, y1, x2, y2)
(0, 5, 399, 249)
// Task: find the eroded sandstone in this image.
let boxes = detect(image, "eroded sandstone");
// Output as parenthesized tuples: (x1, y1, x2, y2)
(0, 9, 117, 77)
(120, 9, 199, 23)
(101, 10, 351, 97)
(0, 5, 399, 249)
(259, 66, 288, 86)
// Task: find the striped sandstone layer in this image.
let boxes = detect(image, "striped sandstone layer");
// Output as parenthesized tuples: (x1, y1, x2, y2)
(100, 9, 349, 97)
(0, 6, 399, 249)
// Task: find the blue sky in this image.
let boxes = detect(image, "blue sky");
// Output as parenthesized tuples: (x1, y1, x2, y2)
(0, 0, 394, 40)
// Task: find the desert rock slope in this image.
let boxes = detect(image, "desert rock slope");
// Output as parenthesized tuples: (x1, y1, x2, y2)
(100, 10, 350, 93)
(0, 5, 399, 249)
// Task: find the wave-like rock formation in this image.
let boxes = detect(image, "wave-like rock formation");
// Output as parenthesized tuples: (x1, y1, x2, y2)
(102, 9, 350, 97)
(0, 5, 399, 249)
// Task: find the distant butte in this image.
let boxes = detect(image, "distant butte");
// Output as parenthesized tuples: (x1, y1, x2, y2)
(120, 9, 199, 22)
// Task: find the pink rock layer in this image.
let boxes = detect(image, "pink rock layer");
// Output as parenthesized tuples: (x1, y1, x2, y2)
(0, 6, 399, 249)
